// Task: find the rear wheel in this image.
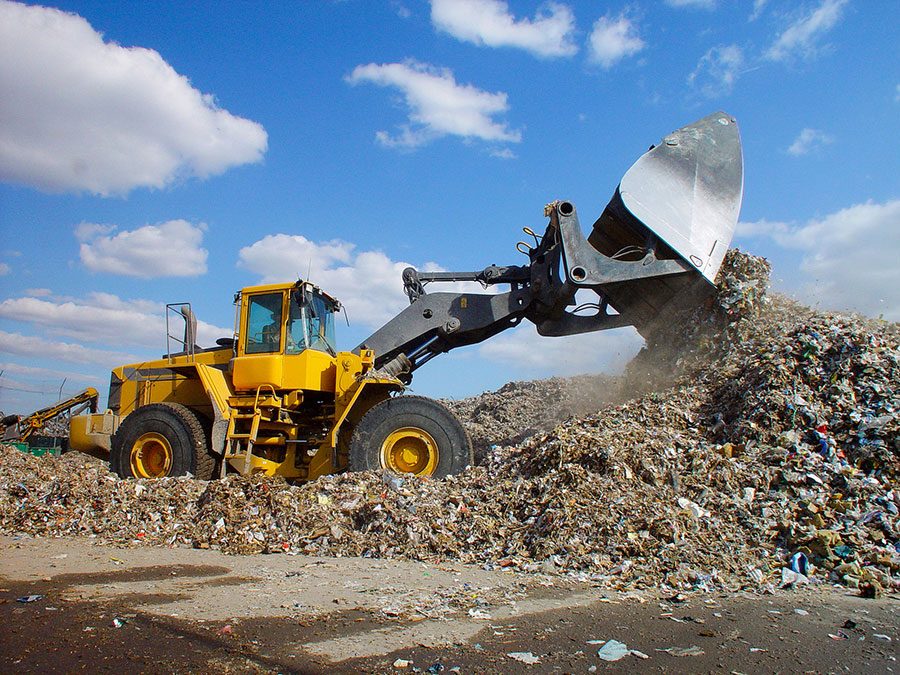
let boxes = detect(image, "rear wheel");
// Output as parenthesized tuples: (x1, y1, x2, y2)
(111, 403, 215, 479)
(349, 396, 472, 478)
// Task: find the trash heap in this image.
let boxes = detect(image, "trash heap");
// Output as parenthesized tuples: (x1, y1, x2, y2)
(444, 374, 623, 463)
(0, 249, 898, 595)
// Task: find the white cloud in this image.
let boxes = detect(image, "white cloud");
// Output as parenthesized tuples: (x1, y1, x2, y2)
(77, 220, 208, 278)
(765, 0, 848, 62)
(478, 323, 644, 377)
(237, 234, 495, 330)
(390, 0, 411, 19)
(739, 200, 900, 321)
(0, 263, 9, 275)
(587, 13, 645, 69)
(0, 329, 140, 367)
(490, 147, 517, 159)
(0, 293, 229, 350)
(734, 218, 789, 240)
(0, 0, 267, 196)
(787, 127, 834, 156)
(238, 234, 410, 328)
(0, 361, 105, 385)
(346, 60, 521, 149)
(688, 44, 744, 97)
(750, 0, 769, 21)
(895, 83, 900, 102)
(430, 0, 577, 58)
(664, 0, 715, 8)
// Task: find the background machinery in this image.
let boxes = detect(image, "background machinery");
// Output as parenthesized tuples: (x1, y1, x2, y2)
(1, 387, 98, 456)
(68, 112, 743, 482)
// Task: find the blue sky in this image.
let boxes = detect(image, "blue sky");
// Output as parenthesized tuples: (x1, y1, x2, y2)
(1, 0, 898, 414)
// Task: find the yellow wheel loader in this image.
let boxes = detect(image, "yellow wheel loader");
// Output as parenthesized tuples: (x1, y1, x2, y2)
(68, 112, 743, 482)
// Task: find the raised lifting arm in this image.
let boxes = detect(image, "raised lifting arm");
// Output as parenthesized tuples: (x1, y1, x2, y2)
(356, 112, 743, 382)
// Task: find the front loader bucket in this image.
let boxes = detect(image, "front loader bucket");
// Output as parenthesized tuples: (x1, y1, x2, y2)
(591, 111, 743, 282)
(580, 111, 743, 334)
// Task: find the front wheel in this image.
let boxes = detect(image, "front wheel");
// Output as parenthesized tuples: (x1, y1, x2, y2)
(349, 396, 472, 478)
(111, 402, 216, 479)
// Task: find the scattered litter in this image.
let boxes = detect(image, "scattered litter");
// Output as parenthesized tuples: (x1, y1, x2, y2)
(790, 553, 808, 576)
(594, 639, 647, 661)
(16, 595, 41, 603)
(874, 634, 892, 641)
(596, 640, 630, 661)
(506, 652, 540, 664)
(780, 569, 810, 588)
(658, 646, 705, 657)
(392, 659, 410, 668)
(793, 609, 809, 616)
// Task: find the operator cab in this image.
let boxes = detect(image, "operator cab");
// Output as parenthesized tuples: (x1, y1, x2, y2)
(232, 281, 342, 392)
(244, 283, 338, 356)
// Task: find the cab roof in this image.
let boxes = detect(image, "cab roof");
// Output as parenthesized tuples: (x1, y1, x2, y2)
(237, 280, 340, 308)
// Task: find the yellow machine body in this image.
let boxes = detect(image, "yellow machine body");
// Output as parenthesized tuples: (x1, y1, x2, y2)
(71, 281, 403, 481)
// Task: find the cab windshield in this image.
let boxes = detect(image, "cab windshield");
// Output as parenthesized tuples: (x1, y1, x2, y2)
(286, 291, 336, 356)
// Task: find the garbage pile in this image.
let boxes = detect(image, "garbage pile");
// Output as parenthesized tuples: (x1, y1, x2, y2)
(0, 249, 898, 595)
(444, 374, 623, 463)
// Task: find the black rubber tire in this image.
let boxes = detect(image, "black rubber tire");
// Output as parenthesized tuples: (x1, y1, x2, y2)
(349, 395, 472, 478)
(111, 402, 216, 479)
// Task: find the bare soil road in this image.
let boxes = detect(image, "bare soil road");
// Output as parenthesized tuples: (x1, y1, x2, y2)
(1, 535, 897, 674)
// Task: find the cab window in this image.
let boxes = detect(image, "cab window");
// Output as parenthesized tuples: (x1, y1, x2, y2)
(286, 291, 337, 356)
(245, 293, 283, 354)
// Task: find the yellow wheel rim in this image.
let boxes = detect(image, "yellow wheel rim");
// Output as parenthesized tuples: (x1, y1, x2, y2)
(130, 432, 174, 478)
(380, 427, 439, 475)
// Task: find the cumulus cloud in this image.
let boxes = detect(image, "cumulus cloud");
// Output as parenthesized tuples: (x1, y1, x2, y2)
(0, 293, 229, 350)
(787, 128, 834, 156)
(0, 263, 9, 275)
(0, 329, 141, 367)
(587, 12, 645, 69)
(0, 0, 267, 196)
(430, 0, 577, 58)
(238, 235, 411, 329)
(739, 200, 900, 320)
(765, 0, 848, 62)
(77, 220, 208, 278)
(688, 44, 745, 97)
(346, 60, 521, 149)
(0, 361, 106, 385)
(478, 323, 644, 377)
(237, 234, 495, 330)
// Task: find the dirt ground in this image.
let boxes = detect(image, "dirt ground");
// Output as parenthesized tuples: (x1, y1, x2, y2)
(0, 535, 897, 674)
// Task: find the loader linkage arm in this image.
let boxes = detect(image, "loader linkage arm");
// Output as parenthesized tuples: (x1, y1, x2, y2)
(356, 112, 743, 382)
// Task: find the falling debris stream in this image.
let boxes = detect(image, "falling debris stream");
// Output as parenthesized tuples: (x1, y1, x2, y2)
(2, 250, 898, 595)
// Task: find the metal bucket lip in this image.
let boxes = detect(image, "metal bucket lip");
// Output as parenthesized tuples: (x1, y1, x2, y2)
(617, 111, 743, 283)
